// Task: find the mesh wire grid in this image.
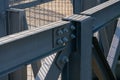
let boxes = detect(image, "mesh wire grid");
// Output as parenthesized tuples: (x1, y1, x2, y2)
(9, 0, 73, 29)
(9, 0, 73, 80)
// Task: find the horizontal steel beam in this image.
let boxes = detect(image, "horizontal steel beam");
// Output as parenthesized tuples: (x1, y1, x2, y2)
(10, 0, 52, 9)
(63, 0, 120, 32)
(0, 21, 69, 76)
(81, 0, 120, 32)
(107, 18, 120, 71)
(0, 0, 120, 78)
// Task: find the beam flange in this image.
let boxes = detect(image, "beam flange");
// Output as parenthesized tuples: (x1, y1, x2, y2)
(0, 21, 69, 76)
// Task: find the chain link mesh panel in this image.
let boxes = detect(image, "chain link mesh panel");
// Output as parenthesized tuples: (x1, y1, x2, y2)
(9, 0, 73, 80)
(9, 0, 73, 29)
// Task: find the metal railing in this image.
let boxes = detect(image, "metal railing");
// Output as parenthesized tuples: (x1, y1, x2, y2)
(0, 0, 120, 80)
(8, 1, 73, 79)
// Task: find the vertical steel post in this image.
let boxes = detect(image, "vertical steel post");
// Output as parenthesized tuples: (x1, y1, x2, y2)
(73, 0, 83, 13)
(64, 16, 93, 80)
(0, 0, 9, 80)
(63, 0, 106, 79)
(63, 0, 99, 79)
(73, 0, 99, 14)
(0, 0, 8, 37)
(7, 8, 28, 80)
(77, 16, 93, 80)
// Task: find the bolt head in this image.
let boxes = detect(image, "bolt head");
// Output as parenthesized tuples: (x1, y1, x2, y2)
(57, 39, 63, 45)
(70, 25, 76, 30)
(62, 56, 69, 64)
(63, 37, 69, 43)
(63, 28, 69, 33)
(57, 30, 63, 36)
(71, 34, 76, 39)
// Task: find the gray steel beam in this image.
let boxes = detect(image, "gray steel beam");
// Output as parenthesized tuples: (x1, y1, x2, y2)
(92, 37, 116, 80)
(107, 18, 120, 71)
(0, 0, 9, 80)
(99, 20, 117, 57)
(77, 16, 93, 80)
(31, 60, 41, 78)
(0, 0, 8, 37)
(80, 0, 120, 32)
(0, 0, 120, 78)
(73, 0, 83, 13)
(7, 8, 28, 80)
(7, 8, 28, 34)
(35, 53, 56, 80)
(73, 0, 100, 14)
(65, 15, 93, 80)
(10, 0, 52, 9)
(73, 0, 107, 14)
(63, 1, 120, 79)
(64, 0, 120, 33)
(45, 45, 70, 80)
(0, 21, 69, 77)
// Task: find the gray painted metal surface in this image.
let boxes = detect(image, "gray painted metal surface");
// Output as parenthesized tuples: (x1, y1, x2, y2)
(93, 37, 116, 80)
(107, 18, 120, 71)
(36, 53, 56, 80)
(77, 16, 93, 80)
(0, 0, 9, 80)
(73, 0, 100, 13)
(0, 21, 69, 76)
(7, 8, 28, 34)
(0, 0, 120, 80)
(81, 0, 120, 32)
(7, 8, 28, 80)
(0, 0, 8, 37)
(9, 67, 27, 80)
(10, 0, 52, 9)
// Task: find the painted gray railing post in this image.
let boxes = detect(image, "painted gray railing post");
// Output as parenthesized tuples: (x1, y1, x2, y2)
(0, 0, 9, 80)
(0, 0, 8, 37)
(7, 8, 28, 80)
(62, 0, 97, 79)
(63, 15, 93, 80)
(73, 0, 100, 14)
(77, 16, 93, 80)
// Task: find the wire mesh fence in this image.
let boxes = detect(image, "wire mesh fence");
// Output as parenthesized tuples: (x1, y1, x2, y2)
(9, 0, 73, 80)
(9, 0, 73, 29)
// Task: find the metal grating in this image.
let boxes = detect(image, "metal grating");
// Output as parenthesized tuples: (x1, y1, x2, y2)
(9, 0, 73, 29)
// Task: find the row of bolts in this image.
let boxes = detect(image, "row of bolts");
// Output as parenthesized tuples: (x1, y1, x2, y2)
(57, 25, 76, 45)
